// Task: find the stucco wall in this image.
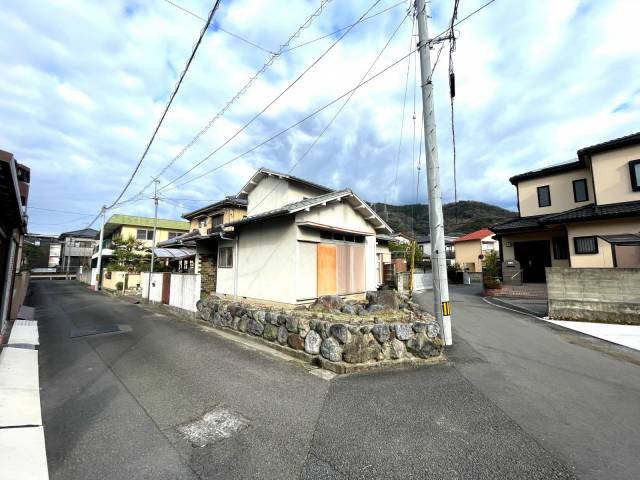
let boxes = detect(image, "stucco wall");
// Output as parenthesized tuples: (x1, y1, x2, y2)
(117, 225, 180, 247)
(517, 167, 594, 217)
(547, 267, 640, 324)
(454, 241, 481, 271)
(247, 176, 328, 215)
(566, 218, 640, 268)
(296, 241, 317, 300)
(295, 201, 374, 236)
(591, 144, 640, 205)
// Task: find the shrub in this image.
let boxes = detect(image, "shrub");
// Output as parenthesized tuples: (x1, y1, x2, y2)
(115, 281, 124, 291)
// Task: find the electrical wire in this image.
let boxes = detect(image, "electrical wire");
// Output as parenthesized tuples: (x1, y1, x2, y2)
(123, 0, 335, 205)
(163, 0, 276, 54)
(28, 206, 96, 216)
(449, 0, 460, 223)
(247, 8, 413, 216)
(105, 0, 222, 211)
(159, 48, 419, 193)
(158, 0, 385, 193)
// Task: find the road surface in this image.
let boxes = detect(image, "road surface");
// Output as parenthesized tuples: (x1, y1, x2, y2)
(32, 280, 640, 479)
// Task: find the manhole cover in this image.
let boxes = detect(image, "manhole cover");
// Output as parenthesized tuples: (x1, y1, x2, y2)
(177, 407, 249, 447)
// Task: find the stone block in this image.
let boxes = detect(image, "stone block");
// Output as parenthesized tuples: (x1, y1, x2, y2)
(263, 323, 278, 341)
(304, 330, 321, 355)
(320, 337, 343, 362)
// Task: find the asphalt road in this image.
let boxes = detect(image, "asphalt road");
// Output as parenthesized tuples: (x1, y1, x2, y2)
(33, 280, 640, 479)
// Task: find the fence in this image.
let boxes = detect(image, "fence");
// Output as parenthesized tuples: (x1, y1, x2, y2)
(397, 271, 433, 293)
(546, 267, 640, 324)
(141, 272, 201, 312)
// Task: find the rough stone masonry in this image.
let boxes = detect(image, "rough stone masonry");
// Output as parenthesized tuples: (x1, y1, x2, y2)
(196, 291, 444, 371)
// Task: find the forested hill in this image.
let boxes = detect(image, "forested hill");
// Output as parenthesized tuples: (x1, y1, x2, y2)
(369, 200, 516, 237)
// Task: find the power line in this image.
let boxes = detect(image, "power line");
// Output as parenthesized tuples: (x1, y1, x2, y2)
(161, 48, 419, 193)
(163, 0, 276, 54)
(248, 8, 413, 216)
(104, 0, 222, 211)
(449, 0, 460, 223)
(27, 206, 95, 216)
(124, 0, 335, 205)
(158, 0, 385, 193)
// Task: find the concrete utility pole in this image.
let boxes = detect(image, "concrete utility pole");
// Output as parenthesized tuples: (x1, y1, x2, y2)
(415, 0, 453, 345)
(96, 207, 106, 290)
(146, 178, 160, 301)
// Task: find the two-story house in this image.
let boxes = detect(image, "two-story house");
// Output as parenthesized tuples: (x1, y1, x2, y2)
(492, 132, 640, 282)
(182, 196, 247, 235)
(196, 168, 393, 304)
(59, 228, 98, 273)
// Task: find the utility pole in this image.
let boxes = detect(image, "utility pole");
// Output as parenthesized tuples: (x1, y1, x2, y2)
(96, 207, 106, 291)
(146, 178, 160, 301)
(415, 0, 453, 345)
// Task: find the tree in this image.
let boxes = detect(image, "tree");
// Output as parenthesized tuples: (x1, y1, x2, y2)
(482, 250, 501, 289)
(110, 235, 148, 272)
(389, 241, 424, 268)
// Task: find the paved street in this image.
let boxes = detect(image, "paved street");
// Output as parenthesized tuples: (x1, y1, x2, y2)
(34, 280, 640, 479)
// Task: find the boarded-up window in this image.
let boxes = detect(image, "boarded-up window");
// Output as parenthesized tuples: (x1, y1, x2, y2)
(317, 243, 337, 296)
(336, 244, 365, 294)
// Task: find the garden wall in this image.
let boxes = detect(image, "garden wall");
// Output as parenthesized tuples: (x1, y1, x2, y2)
(196, 295, 444, 373)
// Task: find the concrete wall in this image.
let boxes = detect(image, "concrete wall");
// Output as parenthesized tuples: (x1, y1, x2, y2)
(141, 272, 164, 302)
(591, 144, 640, 206)
(547, 267, 640, 324)
(566, 218, 640, 268)
(517, 167, 594, 217)
(102, 272, 141, 291)
(247, 176, 327, 215)
(169, 274, 201, 312)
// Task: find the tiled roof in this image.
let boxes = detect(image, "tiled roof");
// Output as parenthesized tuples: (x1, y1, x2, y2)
(182, 196, 247, 220)
(508, 159, 584, 185)
(577, 131, 640, 159)
(156, 229, 201, 247)
(59, 228, 98, 239)
(490, 215, 551, 233)
(541, 200, 640, 224)
(454, 228, 494, 243)
(237, 168, 333, 199)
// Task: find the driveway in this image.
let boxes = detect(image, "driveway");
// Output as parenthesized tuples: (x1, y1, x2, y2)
(33, 280, 640, 479)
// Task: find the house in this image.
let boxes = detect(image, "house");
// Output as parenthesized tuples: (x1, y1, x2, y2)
(416, 233, 457, 264)
(182, 196, 247, 235)
(59, 228, 98, 273)
(196, 168, 393, 305)
(492, 132, 640, 282)
(453, 228, 499, 272)
(0, 149, 30, 335)
(23, 234, 61, 270)
(91, 214, 189, 288)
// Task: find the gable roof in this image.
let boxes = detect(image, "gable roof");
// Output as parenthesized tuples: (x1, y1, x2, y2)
(491, 214, 550, 233)
(541, 199, 640, 224)
(577, 131, 640, 160)
(454, 228, 494, 243)
(509, 159, 584, 185)
(103, 214, 189, 237)
(182, 196, 247, 220)
(228, 189, 392, 233)
(237, 168, 333, 200)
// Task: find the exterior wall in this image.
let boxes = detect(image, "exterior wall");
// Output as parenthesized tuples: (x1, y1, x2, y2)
(247, 176, 327, 215)
(169, 274, 201, 312)
(216, 218, 298, 304)
(224, 207, 246, 224)
(547, 267, 640, 324)
(117, 225, 180, 247)
(102, 272, 141, 290)
(454, 240, 481, 272)
(590, 145, 640, 205)
(517, 167, 593, 217)
(296, 241, 317, 300)
(295, 201, 374, 236)
(500, 230, 570, 267)
(189, 207, 247, 234)
(566, 218, 640, 268)
(198, 253, 217, 296)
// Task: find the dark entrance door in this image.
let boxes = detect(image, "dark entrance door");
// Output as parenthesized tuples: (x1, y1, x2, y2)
(513, 240, 551, 283)
(161, 272, 171, 304)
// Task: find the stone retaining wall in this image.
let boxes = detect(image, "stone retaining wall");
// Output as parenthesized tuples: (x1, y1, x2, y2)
(196, 296, 443, 371)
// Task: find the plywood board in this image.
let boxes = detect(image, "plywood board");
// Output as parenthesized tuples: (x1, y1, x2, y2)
(317, 243, 337, 296)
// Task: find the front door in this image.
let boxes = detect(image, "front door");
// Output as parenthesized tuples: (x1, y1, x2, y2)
(513, 240, 551, 283)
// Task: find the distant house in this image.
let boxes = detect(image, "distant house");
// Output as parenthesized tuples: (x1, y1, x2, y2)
(182, 196, 247, 235)
(196, 168, 393, 304)
(492, 132, 640, 282)
(23, 234, 61, 270)
(453, 228, 498, 272)
(416, 233, 457, 265)
(91, 214, 189, 288)
(59, 228, 98, 273)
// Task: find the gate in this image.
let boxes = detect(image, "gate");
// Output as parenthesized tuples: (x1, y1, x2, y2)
(161, 272, 171, 304)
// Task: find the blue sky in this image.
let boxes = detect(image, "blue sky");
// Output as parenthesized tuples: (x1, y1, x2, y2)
(1, 0, 638, 234)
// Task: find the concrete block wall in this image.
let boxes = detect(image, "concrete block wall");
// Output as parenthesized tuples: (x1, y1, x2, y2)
(546, 267, 640, 324)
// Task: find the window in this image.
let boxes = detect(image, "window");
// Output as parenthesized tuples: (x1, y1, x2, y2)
(198, 218, 207, 228)
(552, 237, 569, 260)
(319, 230, 365, 243)
(136, 229, 153, 240)
(168, 232, 181, 239)
(218, 246, 233, 268)
(574, 236, 598, 254)
(212, 215, 224, 227)
(572, 179, 589, 202)
(537, 185, 551, 207)
(630, 159, 640, 192)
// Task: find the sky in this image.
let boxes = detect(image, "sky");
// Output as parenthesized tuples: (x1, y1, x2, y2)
(1, 0, 639, 234)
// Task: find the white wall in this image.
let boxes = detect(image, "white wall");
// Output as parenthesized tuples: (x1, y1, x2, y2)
(169, 274, 201, 312)
(247, 176, 288, 215)
(141, 272, 164, 302)
(296, 201, 374, 235)
(365, 235, 377, 291)
(296, 241, 317, 300)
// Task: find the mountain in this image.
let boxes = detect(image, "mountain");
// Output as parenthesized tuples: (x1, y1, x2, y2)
(369, 200, 517, 237)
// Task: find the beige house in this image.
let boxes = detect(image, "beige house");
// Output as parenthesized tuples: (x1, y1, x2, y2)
(493, 132, 640, 282)
(183, 196, 247, 235)
(454, 228, 499, 272)
(197, 168, 393, 305)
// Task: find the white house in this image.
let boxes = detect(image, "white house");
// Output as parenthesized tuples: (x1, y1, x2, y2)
(200, 168, 393, 305)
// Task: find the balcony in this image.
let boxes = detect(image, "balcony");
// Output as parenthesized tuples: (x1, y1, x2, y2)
(92, 239, 113, 254)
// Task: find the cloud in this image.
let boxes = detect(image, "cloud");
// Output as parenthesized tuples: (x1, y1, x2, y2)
(0, 0, 638, 234)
